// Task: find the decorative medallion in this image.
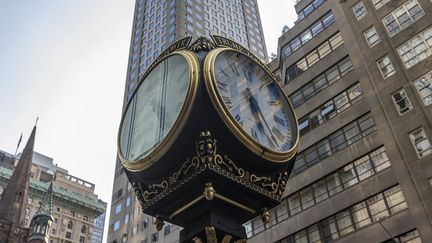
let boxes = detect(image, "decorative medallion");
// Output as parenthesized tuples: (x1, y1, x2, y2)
(189, 36, 216, 52)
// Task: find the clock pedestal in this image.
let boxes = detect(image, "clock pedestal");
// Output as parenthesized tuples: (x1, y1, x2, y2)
(178, 200, 247, 242)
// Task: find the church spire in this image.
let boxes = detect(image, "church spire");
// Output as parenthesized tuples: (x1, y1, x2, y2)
(0, 125, 36, 225)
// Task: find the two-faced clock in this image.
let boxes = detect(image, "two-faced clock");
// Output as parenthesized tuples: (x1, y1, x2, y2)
(204, 48, 298, 163)
(118, 50, 199, 172)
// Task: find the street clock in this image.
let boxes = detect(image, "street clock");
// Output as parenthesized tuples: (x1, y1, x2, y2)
(117, 36, 299, 242)
(204, 48, 298, 163)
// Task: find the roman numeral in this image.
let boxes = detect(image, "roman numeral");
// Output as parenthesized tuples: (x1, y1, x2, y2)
(235, 114, 241, 122)
(221, 96, 232, 109)
(230, 65, 240, 77)
(251, 127, 258, 140)
(218, 67, 231, 80)
(243, 67, 253, 83)
(217, 81, 228, 92)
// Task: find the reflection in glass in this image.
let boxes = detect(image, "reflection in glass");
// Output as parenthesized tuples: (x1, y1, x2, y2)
(120, 55, 190, 162)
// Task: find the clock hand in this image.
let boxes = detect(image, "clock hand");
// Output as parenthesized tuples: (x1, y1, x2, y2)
(246, 88, 280, 147)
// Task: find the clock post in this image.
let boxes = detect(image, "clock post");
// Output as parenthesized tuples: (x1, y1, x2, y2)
(117, 36, 299, 242)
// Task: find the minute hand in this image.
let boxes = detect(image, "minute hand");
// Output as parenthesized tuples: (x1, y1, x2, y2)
(249, 94, 280, 147)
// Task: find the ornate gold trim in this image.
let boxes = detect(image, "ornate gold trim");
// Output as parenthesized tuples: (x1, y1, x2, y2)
(169, 195, 204, 219)
(189, 36, 216, 52)
(168, 183, 255, 219)
(132, 131, 290, 210)
(118, 49, 200, 172)
(203, 47, 299, 163)
(206, 226, 218, 243)
(191, 226, 246, 243)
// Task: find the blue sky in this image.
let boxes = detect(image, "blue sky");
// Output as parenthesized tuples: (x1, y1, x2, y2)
(0, 0, 295, 241)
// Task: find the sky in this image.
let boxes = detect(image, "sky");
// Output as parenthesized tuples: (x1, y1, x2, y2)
(0, 0, 296, 241)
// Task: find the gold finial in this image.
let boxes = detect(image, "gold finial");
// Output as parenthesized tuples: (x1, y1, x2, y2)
(261, 208, 270, 224)
(203, 182, 215, 201)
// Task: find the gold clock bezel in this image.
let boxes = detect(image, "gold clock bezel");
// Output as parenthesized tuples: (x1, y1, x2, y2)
(118, 50, 200, 172)
(204, 47, 299, 163)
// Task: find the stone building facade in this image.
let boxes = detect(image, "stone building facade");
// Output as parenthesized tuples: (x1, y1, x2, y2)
(244, 0, 432, 242)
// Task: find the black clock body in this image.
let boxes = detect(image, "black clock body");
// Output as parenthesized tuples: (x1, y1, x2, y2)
(118, 36, 299, 241)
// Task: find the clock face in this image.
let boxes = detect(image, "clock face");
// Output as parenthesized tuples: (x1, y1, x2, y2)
(118, 52, 198, 169)
(206, 49, 298, 157)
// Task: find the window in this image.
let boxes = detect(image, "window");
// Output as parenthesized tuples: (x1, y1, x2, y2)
(164, 224, 171, 235)
(384, 185, 408, 214)
(281, 12, 335, 59)
(293, 113, 376, 175)
(124, 214, 129, 225)
(290, 57, 354, 108)
(142, 218, 149, 230)
(352, 202, 371, 228)
(272, 185, 407, 242)
(377, 55, 395, 79)
(385, 230, 422, 243)
(409, 127, 432, 157)
(397, 26, 432, 69)
(414, 71, 432, 106)
(67, 221, 73, 229)
(79, 236, 85, 243)
(392, 89, 413, 114)
(114, 220, 120, 231)
(126, 196, 131, 207)
(298, 83, 364, 135)
(115, 203, 122, 214)
(382, 0, 424, 37)
(81, 225, 87, 234)
(286, 32, 344, 83)
(352, 1, 367, 20)
(66, 232, 72, 239)
(364, 26, 380, 47)
(151, 232, 158, 242)
(372, 0, 390, 9)
(297, 0, 326, 22)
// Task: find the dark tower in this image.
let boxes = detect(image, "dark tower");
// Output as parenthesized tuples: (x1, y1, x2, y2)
(27, 177, 54, 243)
(0, 125, 37, 242)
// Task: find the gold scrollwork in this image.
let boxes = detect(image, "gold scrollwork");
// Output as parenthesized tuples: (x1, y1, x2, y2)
(135, 131, 289, 209)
